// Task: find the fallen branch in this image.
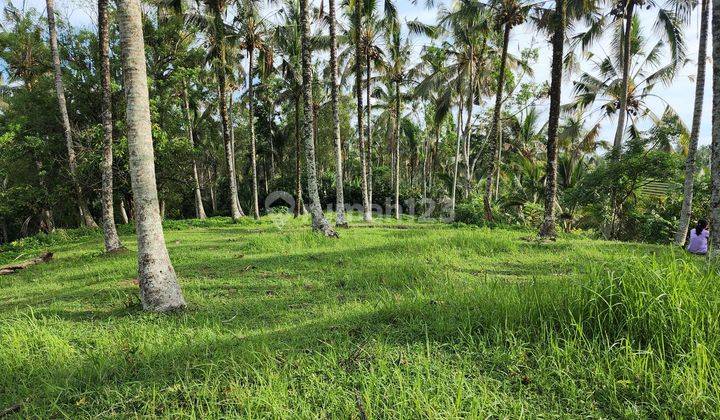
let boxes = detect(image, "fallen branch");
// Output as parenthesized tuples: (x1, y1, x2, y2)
(0, 402, 23, 417)
(0, 252, 53, 275)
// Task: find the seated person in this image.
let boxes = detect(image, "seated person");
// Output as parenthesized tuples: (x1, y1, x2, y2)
(687, 219, 709, 255)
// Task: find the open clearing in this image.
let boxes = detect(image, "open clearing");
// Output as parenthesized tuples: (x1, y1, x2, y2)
(1, 216, 718, 418)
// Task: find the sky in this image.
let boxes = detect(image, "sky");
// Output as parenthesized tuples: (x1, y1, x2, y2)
(9, 0, 714, 146)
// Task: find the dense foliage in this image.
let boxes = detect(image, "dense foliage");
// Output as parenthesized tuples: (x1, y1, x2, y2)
(0, 0, 708, 244)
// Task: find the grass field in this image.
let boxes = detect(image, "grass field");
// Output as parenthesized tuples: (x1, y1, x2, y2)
(1, 215, 719, 418)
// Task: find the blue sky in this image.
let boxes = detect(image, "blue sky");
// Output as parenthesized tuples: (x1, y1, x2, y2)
(12, 0, 713, 146)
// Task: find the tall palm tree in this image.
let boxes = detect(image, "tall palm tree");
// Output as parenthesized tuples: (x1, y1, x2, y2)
(674, 0, 709, 246)
(116, 0, 186, 311)
(236, 0, 270, 219)
(98, 0, 123, 251)
(45, 0, 98, 228)
(275, 0, 305, 217)
(181, 80, 208, 220)
(589, 0, 689, 153)
(329, 0, 347, 226)
(352, 0, 372, 222)
(483, 0, 528, 221)
(411, 3, 492, 214)
(709, 0, 720, 256)
(567, 20, 682, 143)
(413, 44, 450, 208)
(300, 0, 337, 236)
(186, 0, 243, 221)
(538, 0, 565, 238)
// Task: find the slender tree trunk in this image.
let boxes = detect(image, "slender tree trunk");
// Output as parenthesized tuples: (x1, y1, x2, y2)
(330, 0, 347, 227)
(117, 0, 185, 311)
(538, 0, 565, 238)
(675, 0, 709, 245)
(216, 32, 242, 221)
(120, 198, 129, 224)
(300, 0, 336, 236)
(248, 45, 260, 219)
(709, 0, 720, 256)
(98, 0, 123, 251)
(294, 99, 305, 217)
(46, 0, 97, 228)
(0, 218, 7, 244)
(355, 0, 371, 222)
(228, 93, 246, 217)
(452, 99, 463, 215)
(35, 159, 55, 233)
(209, 168, 217, 214)
(484, 22, 511, 221)
(183, 83, 207, 220)
(366, 56, 373, 206)
(463, 44, 477, 199)
(394, 80, 401, 219)
(422, 129, 430, 206)
(613, 0, 635, 154)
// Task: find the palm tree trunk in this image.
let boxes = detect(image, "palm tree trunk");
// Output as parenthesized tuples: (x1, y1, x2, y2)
(463, 44, 477, 199)
(355, 0, 371, 222)
(117, 0, 185, 311)
(452, 99, 463, 215)
(294, 99, 305, 217)
(208, 168, 217, 214)
(34, 159, 55, 233)
(538, 0, 565, 238)
(248, 45, 260, 219)
(394, 80, 401, 220)
(709, 0, 720, 256)
(120, 198, 129, 224)
(366, 56, 373, 207)
(675, 0, 709, 245)
(182, 83, 207, 220)
(612, 0, 635, 154)
(46, 0, 97, 228)
(422, 129, 430, 206)
(228, 93, 245, 217)
(98, 0, 123, 251)
(300, 0, 336, 236)
(216, 33, 242, 221)
(483, 22, 511, 221)
(330, 0, 347, 227)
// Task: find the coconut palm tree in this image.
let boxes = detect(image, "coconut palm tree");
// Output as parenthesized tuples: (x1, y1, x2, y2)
(413, 44, 450, 207)
(537, 0, 565, 238)
(186, 0, 243, 221)
(98, 0, 123, 251)
(483, 0, 529, 222)
(299, 0, 336, 236)
(575, 0, 690, 153)
(411, 3, 493, 214)
(236, 0, 271, 219)
(45, 0, 98, 228)
(274, 0, 315, 217)
(379, 21, 415, 219)
(181, 79, 208, 220)
(567, 19, 682, 144)
(349, 0, 371, 221)
(674, 0, 709, 246)
(116, 0, 186, 311)
(709, 0, 720, 256)
(328, 0, 347, 226)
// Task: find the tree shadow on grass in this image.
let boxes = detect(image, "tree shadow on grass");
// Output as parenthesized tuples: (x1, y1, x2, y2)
(1, 279, 592, 417)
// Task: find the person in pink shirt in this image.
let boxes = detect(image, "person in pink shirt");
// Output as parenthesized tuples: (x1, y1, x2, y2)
(686, 219, 709, 255)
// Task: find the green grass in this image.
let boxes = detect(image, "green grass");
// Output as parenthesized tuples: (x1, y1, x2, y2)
(1, 214, 719, 418)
